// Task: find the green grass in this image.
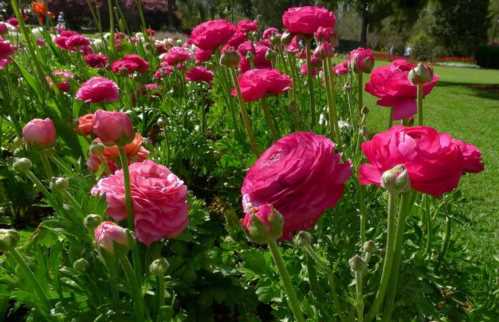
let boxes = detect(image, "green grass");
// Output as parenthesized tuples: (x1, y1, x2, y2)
(364, 63, 499, 258)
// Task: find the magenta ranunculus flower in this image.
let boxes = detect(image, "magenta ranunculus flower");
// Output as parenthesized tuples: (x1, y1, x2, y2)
(232, 68, 292, 102)
(186, 66, 214, 84)
(94, 221, 128, 253)
(76, 76, 119, 104)
(92, 110, 134, 146)
(0, 37, 16, 60)
(263, 27, 279, 40)
(282, 6, 336, 35)
(190, 19, 236, 51)
(91, 160, 189, 245)
(22, 118, 57, 148)
(84, 53, 108, 68)
(365, 59, 439, 120)
(111, 54, 149, 74)
(194, 47, 213, 63)
(65, 34, 91, 51)
(314, 26, 333, 42)
(359, 126, 483, 197)
(154, 65, 174, 80)
(452, 139, 484, 173)
(227, 31, 247, 47)
(349, 47, 374, 73)
(163, 46, 192, 66)
(237, 19, 258, 34)
(334, 60, 349, 75)
(242, 132, 352, 239)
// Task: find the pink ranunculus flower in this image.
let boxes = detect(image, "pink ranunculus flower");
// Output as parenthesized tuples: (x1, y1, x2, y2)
(334, 60, 349, 76)
(111, 54, 149, 74)
(22, 118, 57, 148)
(314, 26, 333, 42)
(0, 37, 16, 60)
(163, 46, 191, 66)
(452, 139, 484, 173)
(6, 17, 18, 27)
(186, 66, 214, 84)
(237, 19, 258, 34)
(242, 131, 351, 239)
(194, 47, 213, 63)
(84, 53, 108, 68)
(365, 59, 439, 120)
(227, 31, 247, 47)
(92, 110, 134, 146)
(0, 23, 8, 34)
(359, 125, 483, 197)
(232, 68, 292, 102)
(65, 34, 91, 51)
(282, 6, 336, 35)
(50, 70, 74, 92)
(190, 19, 236, 50)
(153, 65, 174, 80)
(94, 221, 129, 253)
(262, 27, 279, 40)
(76, 76, 120, 104)
(91, 160, 189, 245)
(349, 47, 374, 73)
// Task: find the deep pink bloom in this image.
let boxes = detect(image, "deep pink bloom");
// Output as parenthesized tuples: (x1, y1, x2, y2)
(334, 60, 349, 75)
(300, 61, 320, 76)
(194, 47, 213, 63)
(349, 47, 374, 73)
(0, 23, 8, 34)
(359, 126, 483, 196)
(286, 36, 302, 55)
(227, 31, 247, 47)
(313, 41, 334, 59)
(241, 203, 276, 236)
(6, 17, 18, 27)
(144, 83, 159, 91)
(54, 31, 80, 50)
(186, 66, 214, 84)
(0, 37, 16, 59)
(237, 19, 258, 33)
(237, 41, 254, 57)
(282, 6, 336, 35)
(111, 54, 149, 74)
(65, 34, 90, 50)
(76, 76, 120, 104)
(94, 221, 128, 253)
(84, 53, 108, 68)
(92, 110, 134, 146)
(365, 59, 439, 120)
(51, 70, 74, 92)
(314, 26, 333, 42)
(163, 46, 191, 66)
(242, 131, 351, 239)
(452, 139, 484, 173)
(232, 68, 292, 102)
(190, 19, 236, 50)
(263, 27, 279, 40)
(91, 160, 189, 245)
(154, 65, 174, 80)
(22, 118, 57, 148)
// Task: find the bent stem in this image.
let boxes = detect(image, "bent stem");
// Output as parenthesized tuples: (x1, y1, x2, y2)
(305, 39, 316, 129)
(366, 192, 399, 322)
(417, 84, 424, 125)
(268, 239, 305, 322)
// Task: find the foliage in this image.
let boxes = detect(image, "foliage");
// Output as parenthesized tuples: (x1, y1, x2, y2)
(475, 45, 499, 69)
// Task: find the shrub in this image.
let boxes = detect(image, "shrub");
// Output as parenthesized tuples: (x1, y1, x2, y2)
(410, 32, 437, 61)
(475, 45, 499, 69)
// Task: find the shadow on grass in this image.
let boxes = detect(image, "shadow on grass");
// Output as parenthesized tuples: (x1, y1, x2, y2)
(437, 81, 499, 101)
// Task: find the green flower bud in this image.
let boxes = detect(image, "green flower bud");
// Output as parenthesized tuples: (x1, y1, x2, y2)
(156, 117, 166, 127)
(349, 254, 367, 273)
(149, 257, 169, 276)
(242, 204, 283, 244)
(363, 240, 376, 254)
(220, 48, 240, 68)
(280, 31, 292, 45)
(13, 157, 32, 173)
(73, 258, 89, 272)
(83, 214, 102, 231)
(89, 142, 105, 155)
(381, 164, 410, 193)
(0, 229, 20, 252)
(50, 177, 69, 191)
(408, 63, 434, 85)
(293, 231, 313, 248)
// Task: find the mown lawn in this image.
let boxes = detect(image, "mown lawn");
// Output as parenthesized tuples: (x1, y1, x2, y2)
(364, 63, 499, 260)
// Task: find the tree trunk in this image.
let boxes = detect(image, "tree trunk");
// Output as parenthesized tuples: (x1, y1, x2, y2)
(360, 1, 369, 47)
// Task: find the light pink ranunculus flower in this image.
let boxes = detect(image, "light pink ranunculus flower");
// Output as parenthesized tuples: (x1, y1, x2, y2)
(22, 118, 57, 148)
(94, 221, 128, 253)
(92, 110, 133, 146)
(334, 60, 349, 75)
(76, 76, 120, 104)
(91, 160, 189, 245)
(241, 131, 352, 239)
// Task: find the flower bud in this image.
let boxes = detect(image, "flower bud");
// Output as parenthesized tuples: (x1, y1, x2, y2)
(293, 231, 313, 248)
(280, 31, 292, 45)
(89, 142, 105, 155)
(313, 42, 334, 59)
(270, 34, 281, 47)
(156, 117, 166, 127)
(50, 177, 69, 191)
(22, 118, 57, 148)
(349, 48, 374, 74)
(241, 204, 283, 244)
(94, 221, 129, 254)
(92, 110, 134, 146)
(381, 164, 410, 193)
(408, 63, 433, 85)
(73, 258, 89, 272)
(349, 254, 367, 273)
(13, 157, 32, 173)
(84, 214, 102, 231)
(149, 257, 169, 276)
(363, 240, 376, 254)
(220, 47, 240, 68)
(0, 229, 19, 252)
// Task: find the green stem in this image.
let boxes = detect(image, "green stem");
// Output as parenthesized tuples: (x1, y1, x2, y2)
(305, 40, 316, 129)
(355, 271, 365, 322)
(8, 249, 50, 317)
(423, 196, 432, 258)
(118, 146, 134, 231)
(357, 73, 364, 120)
(437, 216, 452, 268)
(156, 276, 166, 322)
(388, 109, 394, 129)
(268, 239, 305, 322)
(366, 192, 399, 322)
(417, 84, 424, 125)
(359, 185, 368, 244)
(39, 151, 54, 179)
(261, 100, 279, 140)
(120, 256, 146, 321)
(324, 58, 341, 146)
(25, 170, 51, 197)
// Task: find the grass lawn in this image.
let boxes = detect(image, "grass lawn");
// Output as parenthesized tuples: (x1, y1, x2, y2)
(364, 63, 499, 256)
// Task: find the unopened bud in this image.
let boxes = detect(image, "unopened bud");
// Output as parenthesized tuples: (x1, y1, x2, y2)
(0, 229, 19, 252)
(313, 42, 334, 59)
(50, 177, 69, 191)
(349, 255, 366, 272)
(280, 31, 292, 45)
(84, 214, 102, 231)
(293, 231, 313, 248)
(363, 240, 376, 254)
(13, 157, 32, 173)
(89, 142, 105, 155)
(73, 258, 89, 272)
(220, 47, 240, 68)
(408, 63, 433, 85)
(156, 117, 166, 127)
(242, 204, 283, 244)
(381, 164, 410, 193)
(149, 257, 169, 276)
